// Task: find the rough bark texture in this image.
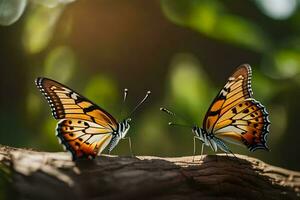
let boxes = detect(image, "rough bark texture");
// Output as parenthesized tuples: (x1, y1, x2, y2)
(0, 145, 300, 200)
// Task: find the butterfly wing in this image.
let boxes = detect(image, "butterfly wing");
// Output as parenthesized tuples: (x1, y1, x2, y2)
(57, 119, 113, 159)
(202, 64, 270, 151)
(213, 99, 270, 151)
(35, 77, 118, 129)
(36, 77, 118, 159)
(203, 64, 253, 132)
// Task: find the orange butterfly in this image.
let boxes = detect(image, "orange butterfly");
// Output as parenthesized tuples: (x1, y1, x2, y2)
(36, 78, 150, 160)
(161, 64, 270, 158)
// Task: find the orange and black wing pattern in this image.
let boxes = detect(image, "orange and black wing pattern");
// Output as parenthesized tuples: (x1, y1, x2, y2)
(35, 77, 118, 129)
(35, 77, 118, 159)
(202, 64, 270, 151)
(56, 119, 113, 159)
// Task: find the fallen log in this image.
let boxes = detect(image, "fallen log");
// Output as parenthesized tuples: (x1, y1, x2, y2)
(0, 145, 299, 200)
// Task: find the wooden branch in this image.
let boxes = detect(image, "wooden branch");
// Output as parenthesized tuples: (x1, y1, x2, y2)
(0, 145, 300, 200)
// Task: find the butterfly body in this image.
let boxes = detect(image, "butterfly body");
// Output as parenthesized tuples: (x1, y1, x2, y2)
(108, 119, 131, 152)
(192, 126, 231, 153)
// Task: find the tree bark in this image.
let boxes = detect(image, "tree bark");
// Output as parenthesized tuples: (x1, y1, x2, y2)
(0, 145, 299, 200)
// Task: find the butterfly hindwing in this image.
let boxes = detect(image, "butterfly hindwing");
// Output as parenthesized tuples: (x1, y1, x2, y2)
(202, 64, 270, 151)
(56, 119, 113, 159)
(213, 99, 270, 151)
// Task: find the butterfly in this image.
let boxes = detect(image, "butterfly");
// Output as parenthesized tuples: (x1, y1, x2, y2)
(36, 77, 150, 160)
(161, 64, 270, 159)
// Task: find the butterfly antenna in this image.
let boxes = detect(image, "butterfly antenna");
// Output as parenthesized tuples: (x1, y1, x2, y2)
(120, 88, 128, 117)
(160, 107, 193, 126)
(128, 91, 151, 118)
(168, 122, 191, 128)
(160, 107, 175, 116)
(123, 88, 128, 102)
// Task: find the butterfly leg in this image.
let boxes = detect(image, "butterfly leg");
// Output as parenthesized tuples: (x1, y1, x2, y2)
(224, 151, 231, 160)
(123, 137, 134, 157)
(200, 142, 205, 161)
(214, 137, 241, 164)
(193, 136, 197, 162)
(224, 152, 232, 163)
(228, 149, 242, 165)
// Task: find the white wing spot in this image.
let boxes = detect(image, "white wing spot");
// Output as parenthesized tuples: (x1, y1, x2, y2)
(71, 93, 78, 100)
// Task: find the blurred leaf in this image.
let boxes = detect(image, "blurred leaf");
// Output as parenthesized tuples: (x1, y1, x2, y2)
(252, 70, 276, 101)
(167, 53, 213, 123)
(0, 0, 27, 26)
(26, 92, 41, 120)
(44, 46, 76, 82)
(215, 15, 268, 51)
(41, 119, 60, 150)
(255, 0, 298, 20)
(84, 75, 119, 117)
(22, 5, 64, 54)
(31, 0, 75, 8)
(161, 0, 269, 51)
(295, 73, 300, 86)
(268, 105, 287, 142)
(135, 108, 174, 156)
(274, 49, 300, 78)
(161, 0, 223, 28)
(59, 11, 73, 39)
(262, 48, 300, 80)
(186, 0, 224, 34)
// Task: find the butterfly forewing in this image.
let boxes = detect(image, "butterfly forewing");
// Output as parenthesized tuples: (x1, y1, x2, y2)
(36, 77, 118, 159)
(203, 65, 253, 132)
(202, 64, 270, 151)
(35, 77, 118, 129)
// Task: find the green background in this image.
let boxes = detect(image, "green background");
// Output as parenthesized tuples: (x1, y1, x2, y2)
(1, 0, 300, 175)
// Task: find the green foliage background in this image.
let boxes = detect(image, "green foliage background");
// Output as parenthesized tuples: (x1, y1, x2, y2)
(1, 0, 300, 173)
